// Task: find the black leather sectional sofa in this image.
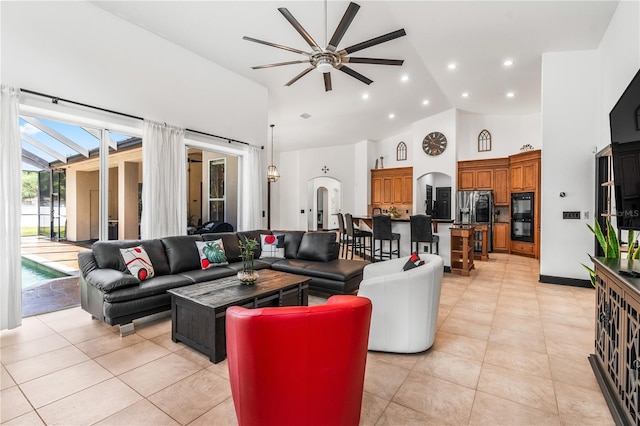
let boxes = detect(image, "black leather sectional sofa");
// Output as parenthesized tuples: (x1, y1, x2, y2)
(79, 229, 369, 334)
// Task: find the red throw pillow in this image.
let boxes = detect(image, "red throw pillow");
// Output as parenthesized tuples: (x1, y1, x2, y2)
(402, 252, 425, 271)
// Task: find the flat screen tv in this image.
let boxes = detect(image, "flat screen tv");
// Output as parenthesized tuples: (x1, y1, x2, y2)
(611, 140, 640, 230)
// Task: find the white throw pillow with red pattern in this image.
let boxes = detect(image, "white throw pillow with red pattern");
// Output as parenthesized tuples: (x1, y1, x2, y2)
(120, 246, 155, 281)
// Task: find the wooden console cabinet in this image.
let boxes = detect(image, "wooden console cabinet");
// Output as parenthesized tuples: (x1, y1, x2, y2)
(591, 257, 640, 425)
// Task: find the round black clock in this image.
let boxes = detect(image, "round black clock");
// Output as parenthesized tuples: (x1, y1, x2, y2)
(422, 132, 447, 156)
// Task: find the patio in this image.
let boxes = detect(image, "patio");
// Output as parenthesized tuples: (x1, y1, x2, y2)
(21, 237, 86, 317)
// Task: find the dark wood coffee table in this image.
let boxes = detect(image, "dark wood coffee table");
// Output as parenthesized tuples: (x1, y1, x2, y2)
(168, 269, 310, 363)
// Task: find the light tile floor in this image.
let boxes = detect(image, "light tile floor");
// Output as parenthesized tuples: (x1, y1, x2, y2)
(1, 253, 613, 425)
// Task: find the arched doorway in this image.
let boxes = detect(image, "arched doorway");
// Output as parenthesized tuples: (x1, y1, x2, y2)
(307, 177, 342, 231)
(416, 172, 452, 219)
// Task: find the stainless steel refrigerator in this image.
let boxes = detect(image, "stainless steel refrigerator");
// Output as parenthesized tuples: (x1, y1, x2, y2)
(456, 190, 494, 251)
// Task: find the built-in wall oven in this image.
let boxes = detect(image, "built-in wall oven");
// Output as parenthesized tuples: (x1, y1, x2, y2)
(511, 192, 534, 242)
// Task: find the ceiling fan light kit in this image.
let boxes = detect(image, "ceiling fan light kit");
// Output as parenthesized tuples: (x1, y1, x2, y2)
(243, 2, 407, 92)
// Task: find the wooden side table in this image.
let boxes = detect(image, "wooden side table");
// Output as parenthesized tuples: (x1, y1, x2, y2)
(450, 226, 475, 276)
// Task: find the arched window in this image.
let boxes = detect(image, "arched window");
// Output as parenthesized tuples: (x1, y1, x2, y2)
(478, 129, 491, 152)
(396, 141, 407, 161)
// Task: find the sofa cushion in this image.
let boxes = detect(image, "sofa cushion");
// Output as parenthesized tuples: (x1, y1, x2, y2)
(274, 230, 305, 259)
(84, 268, 140, 293)
(93, 240, 171, 276)
(203, 232, 241, 262)
(297, 232, 339, 262)
(178, 266, 236, 283)
(161, 235, 203, 274)
(103, 274, 193, 303)
(272, 259, 367, 282)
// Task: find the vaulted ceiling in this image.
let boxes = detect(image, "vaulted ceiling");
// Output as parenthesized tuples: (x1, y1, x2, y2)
(91, 1, 618, 151)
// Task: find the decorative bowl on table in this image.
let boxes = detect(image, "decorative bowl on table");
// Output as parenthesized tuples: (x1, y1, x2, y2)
(237, 271, 259, 285)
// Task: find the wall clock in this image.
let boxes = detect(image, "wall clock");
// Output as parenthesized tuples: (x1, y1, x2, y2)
(422, 132, 447, 156)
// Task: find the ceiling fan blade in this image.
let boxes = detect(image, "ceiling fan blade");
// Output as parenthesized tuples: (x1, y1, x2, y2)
(323, 73, 332, 92)
(252, 60, 311, 70)
(285, 66, 315, 86)
(278, 7, 321, 52)
(243, 36, 309, 56)
(339, 29, 407, 55)
(338, 65, 373, 85)
(344, 57, 404, 66)
(327, 2, 360, 52)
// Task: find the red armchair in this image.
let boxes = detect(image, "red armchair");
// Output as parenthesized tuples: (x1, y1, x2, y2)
(226, 295, 372, 426)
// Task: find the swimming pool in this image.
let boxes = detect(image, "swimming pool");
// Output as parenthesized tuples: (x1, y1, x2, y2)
(21, 259, 69, 289)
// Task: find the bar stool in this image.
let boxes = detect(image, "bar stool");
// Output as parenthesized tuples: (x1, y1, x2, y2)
(372, 207, 382, 216)
(410, 214, 439, 255)
(345, 213, 372, 260)
(372, 214, 400, 261)
(337, 213, 348, 258)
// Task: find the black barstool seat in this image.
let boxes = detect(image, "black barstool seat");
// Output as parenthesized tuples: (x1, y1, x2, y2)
(345, 213, 372, 260)
(410, 214, 439, 255)
(372, 214, 400, 261)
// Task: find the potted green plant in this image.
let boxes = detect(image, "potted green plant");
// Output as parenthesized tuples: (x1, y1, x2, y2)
(238, 236, 259, 284)
(583, 218, 640, 286)
(388, 205, 401, 219)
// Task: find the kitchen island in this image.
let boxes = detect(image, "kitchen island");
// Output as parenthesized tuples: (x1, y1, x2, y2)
(352, 216, 454, 268)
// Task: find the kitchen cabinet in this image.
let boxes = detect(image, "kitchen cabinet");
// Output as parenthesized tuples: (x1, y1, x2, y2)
(371, 167, 413, 213)
(509, 153, 538, 192)
(457, 158, 508, 192)
(492, 223, 509, 253)
(509, 150, 541, 258)
(372, 178, 383, 204)
(403, 176, 413, 204)
(475, 169, 493, 189)
(458, 170, 475, 190)
(493, 168, 509, 205)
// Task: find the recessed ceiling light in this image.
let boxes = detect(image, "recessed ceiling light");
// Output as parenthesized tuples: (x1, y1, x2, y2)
(506, 92, 515, 98)
(422, 99, 430, 106)
(300, 113, 312, 119)
(362, 93, 369, 100)
(462, 92, 469, 98)
(401, 75, 409, 82)
(388, 113, 395, 119)
(503, 59, 514, 67)
(448, 63, 457, 70)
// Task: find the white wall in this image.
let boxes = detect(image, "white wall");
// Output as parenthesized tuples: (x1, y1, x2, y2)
(541, 50, 600, 280)
(275, 144, 355, 230)
(457, 113, 542, 160)
(598, 0, 640, 150)
(411, 109, 458, 213)
(540, 1, 639, 280)
(1, 1, 268, 161)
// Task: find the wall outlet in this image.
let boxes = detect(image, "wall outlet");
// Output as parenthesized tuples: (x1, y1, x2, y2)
(300, 209, 305, 214)
(562, 211, 581, 219)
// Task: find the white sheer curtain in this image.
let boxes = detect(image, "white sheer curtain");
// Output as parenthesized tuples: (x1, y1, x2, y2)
(240, 145, 264, 230)
(140, 120, 187, 239)
(1, 85, 23, 330)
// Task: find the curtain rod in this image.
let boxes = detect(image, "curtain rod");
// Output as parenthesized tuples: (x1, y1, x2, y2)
(20, 88, 263, 149)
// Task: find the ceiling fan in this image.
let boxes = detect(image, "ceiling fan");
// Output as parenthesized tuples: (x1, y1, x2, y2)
(243, 2, 406, 92)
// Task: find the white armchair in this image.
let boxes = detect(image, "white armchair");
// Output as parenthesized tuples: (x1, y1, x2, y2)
(357, 254, 444, 353)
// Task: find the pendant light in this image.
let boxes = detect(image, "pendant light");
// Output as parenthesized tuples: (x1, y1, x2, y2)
(267, 124, 280, 182)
